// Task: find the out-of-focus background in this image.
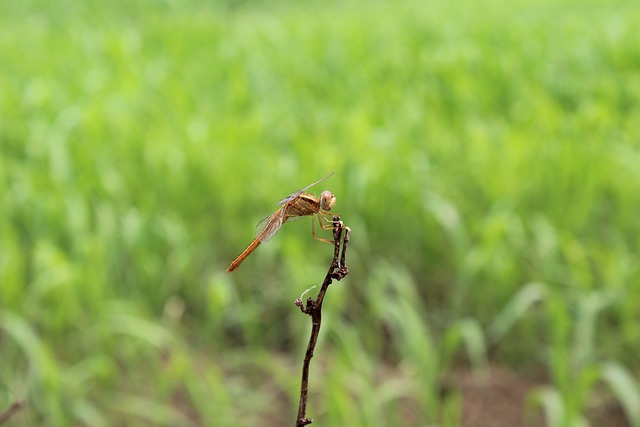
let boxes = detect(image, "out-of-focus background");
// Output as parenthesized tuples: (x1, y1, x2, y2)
(2, 0, 640, 426)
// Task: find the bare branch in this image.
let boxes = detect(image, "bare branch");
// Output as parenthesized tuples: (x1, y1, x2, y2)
(0, 400, 25, 425)
(295, 215, 350, 426)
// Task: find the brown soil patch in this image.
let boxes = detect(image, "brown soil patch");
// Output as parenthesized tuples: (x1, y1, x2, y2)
(446, 365, 631, 427)
(449, 366, 544, 427)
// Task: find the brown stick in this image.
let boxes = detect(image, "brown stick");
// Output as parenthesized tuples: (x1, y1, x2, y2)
(0, 400, 25, 425)
(295, 215, 350, 426)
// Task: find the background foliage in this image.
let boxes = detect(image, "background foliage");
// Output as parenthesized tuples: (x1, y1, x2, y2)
(2, 0, 640, 425)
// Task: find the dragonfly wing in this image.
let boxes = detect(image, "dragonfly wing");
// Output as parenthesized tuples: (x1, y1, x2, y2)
(277, 192, 301, 206)
(277, 171, 335, 205)
(254, 208, 287, 243)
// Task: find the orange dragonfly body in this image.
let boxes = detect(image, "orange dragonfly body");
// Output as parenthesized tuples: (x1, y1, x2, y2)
(226, 172, 337, 273)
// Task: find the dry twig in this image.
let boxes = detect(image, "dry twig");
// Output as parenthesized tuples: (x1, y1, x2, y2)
(0, 400, 25, 425)
(295, 215, 350, 426)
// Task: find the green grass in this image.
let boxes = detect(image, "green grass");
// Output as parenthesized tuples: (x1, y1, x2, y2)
(2, 0, 640, 425)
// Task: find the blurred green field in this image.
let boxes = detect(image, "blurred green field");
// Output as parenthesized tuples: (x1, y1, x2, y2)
(2, 0, 640, 425)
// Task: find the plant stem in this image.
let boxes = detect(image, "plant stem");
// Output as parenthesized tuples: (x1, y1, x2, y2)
(295, 216, 350, 426)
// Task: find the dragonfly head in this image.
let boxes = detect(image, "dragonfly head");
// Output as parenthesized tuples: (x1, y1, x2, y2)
(319, 190, 336, 211)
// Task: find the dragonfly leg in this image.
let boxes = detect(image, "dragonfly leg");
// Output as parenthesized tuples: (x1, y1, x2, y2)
(312, 214, 333, 244)
(318, 212, 340, 230)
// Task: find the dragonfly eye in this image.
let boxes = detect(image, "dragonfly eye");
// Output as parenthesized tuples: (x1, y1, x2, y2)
(320, 190, 336, 211)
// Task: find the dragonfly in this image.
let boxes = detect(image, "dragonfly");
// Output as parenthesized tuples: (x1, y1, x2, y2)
(227, 172, 337, 273)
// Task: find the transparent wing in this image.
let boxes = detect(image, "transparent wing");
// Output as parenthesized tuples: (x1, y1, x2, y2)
(254, 207, 287, 243)
(277, 171, 335, 206)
